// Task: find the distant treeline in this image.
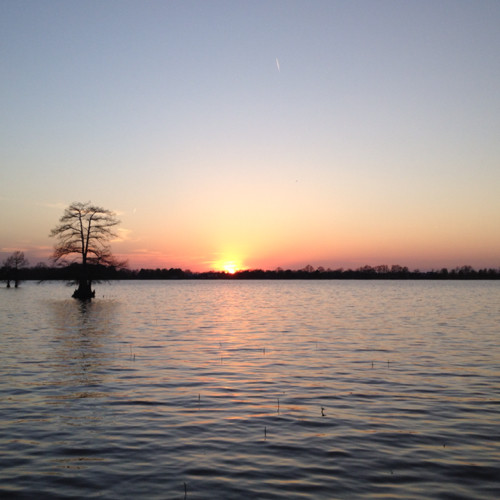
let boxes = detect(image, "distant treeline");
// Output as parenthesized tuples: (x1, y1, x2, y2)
(5, 263, 500, 281)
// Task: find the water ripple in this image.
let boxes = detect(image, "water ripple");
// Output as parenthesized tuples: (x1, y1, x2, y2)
(1, 281, 499, 499)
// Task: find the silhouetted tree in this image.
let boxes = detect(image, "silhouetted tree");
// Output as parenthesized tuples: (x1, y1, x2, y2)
(49, 202, 125, 299)
(358, 265, 375, 276)
(1, 251, 29, 287)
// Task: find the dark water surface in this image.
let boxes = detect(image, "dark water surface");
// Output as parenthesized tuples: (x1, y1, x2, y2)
(1, 281, 499, 499)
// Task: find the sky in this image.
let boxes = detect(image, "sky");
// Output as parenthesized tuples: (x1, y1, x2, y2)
(1, 0, 500, 272)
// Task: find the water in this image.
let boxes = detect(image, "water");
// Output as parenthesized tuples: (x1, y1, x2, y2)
(1, 280, 499, 499)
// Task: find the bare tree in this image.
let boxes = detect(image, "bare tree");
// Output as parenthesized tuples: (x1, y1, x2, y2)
(2, 251, 29, 288)
(49, 202, 125, 299)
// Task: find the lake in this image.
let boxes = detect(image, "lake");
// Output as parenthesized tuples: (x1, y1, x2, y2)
(1, 280, 499, 499)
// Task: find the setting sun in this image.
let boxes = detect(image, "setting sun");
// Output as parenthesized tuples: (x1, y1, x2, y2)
(222, 262, 238, 274)
(211, 254, 244, 274)
(211, 257, 244, 274)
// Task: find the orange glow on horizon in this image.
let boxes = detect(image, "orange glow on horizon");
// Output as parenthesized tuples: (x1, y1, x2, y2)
(114, 227, 500, 273)
(212, 258, 245, 274)
(223, 263, 237, 274)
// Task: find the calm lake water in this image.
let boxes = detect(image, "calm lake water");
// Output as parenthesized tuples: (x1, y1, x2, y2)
(1, 280, 499, 499)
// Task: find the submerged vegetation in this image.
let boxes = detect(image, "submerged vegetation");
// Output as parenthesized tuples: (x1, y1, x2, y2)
(9, 263, 500, 282)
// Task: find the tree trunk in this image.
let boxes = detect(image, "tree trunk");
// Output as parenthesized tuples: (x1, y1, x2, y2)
(73, 280, 95, 299)
(73, 263, 94, 299)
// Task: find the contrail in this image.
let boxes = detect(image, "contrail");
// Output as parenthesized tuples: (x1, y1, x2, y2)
(276, 57, 280, 72)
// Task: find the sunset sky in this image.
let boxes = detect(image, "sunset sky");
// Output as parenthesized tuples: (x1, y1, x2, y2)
(1, 0, 499, 272)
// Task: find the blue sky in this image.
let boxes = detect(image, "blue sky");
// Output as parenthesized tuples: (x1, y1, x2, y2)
(1, 0, 500, 271)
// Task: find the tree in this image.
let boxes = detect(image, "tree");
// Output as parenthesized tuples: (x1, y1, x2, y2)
(49, 202, 125, 299)
(2, 251, 29, 288)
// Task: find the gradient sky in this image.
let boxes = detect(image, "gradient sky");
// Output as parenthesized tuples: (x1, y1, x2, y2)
(1, 0, 500, 272)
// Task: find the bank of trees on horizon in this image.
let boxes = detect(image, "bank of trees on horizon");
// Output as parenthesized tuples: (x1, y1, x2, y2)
(5, 201, 497, 301)
(2, 201, 499, 297)
(3, 260, 500, 283)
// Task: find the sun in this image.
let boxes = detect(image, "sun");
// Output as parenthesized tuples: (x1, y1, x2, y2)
(222, 262, 238, 274)
(212, 255, 245, 274)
